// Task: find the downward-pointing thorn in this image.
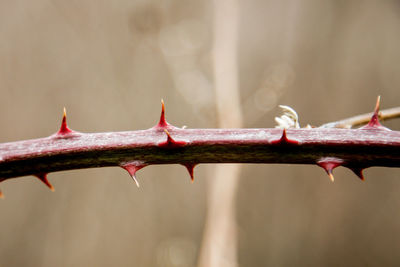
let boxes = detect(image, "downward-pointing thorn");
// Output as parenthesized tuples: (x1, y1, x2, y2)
(131, 174, 140, 187)
(120, 162, 147, 188)
(182, 164, 197, 182)
(317, 157, 344, 182)
(327, 170, 335, 182)
(350, 168, 365, 181)
(35, 173, 55, 191)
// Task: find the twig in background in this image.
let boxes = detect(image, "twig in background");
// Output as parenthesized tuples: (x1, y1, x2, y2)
(197, 0, 241, 266)
(320, 96, 400, 128)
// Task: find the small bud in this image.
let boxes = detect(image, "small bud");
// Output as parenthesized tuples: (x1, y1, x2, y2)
(275, 105, 300, 129)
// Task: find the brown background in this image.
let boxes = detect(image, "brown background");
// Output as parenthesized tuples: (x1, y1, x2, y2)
(1, 1, 400, 266)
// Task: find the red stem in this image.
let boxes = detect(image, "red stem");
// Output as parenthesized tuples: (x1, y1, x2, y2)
(0, 99, 399, 195)
(0, 126, 399, 178)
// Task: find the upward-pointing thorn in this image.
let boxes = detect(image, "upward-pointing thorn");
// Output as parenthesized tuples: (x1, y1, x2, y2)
(374, 95, 381, 113)
(35, 173, 55, 191)
(57, 107, 73, 135)
(361, 96, 390, 130)
(367, 95, 382, 128)
(158, 129, 187, 148)
(271, 129, 299, 145)
(157, 99, 168, 128)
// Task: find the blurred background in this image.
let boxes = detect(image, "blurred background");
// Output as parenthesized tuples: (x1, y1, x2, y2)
(1, 0, 400, 266)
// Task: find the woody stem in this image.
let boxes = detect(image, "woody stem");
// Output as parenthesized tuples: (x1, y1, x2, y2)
(1, 127, 399, 180)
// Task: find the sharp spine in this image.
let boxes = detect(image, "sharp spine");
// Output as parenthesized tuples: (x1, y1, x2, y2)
(182, 163, 197, 182)
(271, 129, 299, 145)
(35, 173, 55, 191)
(361, 96, 390, 130)
(317, 157, 344, 182)
(57, 107, 73, 135)
(156, 99, 169, 128)
(349, 167, 365, 181)
(159, 129, 187, 148)
(120, 162, 147, 187)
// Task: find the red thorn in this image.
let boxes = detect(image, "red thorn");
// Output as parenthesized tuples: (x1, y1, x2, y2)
(158, 129, 187, 148)
(35, 173, 55, 191)
(57, 107, 73, 135)
(0, 190, 4, 199)
(349, 168, 365, 181)
(182, 163, 197, 182)
(271, 129, 299, 145)
(156, 99, 169, 128)
(317, 157, 344, 182)
(361, 96, 390, 130)
(120, 161, 148, 187)
(367, 96, 382, 127)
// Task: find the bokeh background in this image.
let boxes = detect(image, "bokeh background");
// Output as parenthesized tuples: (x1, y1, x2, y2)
(1, 1, 400, 266)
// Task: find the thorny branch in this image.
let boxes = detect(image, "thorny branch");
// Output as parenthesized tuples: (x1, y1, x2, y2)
(0, 97, 400, 198)
(320, 106, 400, 129)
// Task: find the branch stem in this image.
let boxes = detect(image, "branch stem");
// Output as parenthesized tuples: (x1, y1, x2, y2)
(1, 127, 400, 180)
(320, 107, 400, 128)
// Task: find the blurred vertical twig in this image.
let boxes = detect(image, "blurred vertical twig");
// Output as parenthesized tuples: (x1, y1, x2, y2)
(198, 0, 242, 266)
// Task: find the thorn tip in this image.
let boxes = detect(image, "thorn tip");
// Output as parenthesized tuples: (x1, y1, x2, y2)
(156, 99, 168, 128)
(132, 174, 140, 188)
(317, 157, 343, 182)
(35, 173, 55, 191)
(164, 129, 172, 140)
(271, 129, 298, 145)
(57, 107, 73, 135)
(328, 171, 334, 182)
(183, 163, 197, 182)
(159, 129, 187, 148)
(349, 167, 365, 181)
(120, 161, 147, 188)
(374, 95, 381, 114)
(361, 95, 390, 130)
